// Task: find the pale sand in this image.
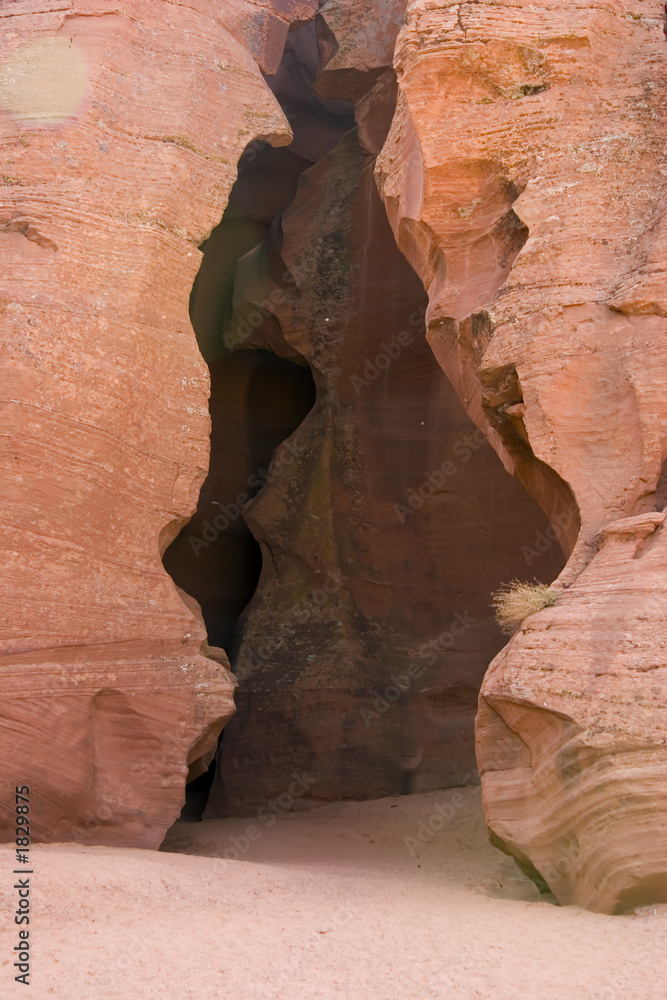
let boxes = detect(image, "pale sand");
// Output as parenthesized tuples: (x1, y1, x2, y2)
(2, 787, 665, 999)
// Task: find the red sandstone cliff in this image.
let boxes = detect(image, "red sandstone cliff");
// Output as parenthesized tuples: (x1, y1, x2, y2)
(1, 0, 666, 915)
(0, 0, 318, 847)
(375, 0, 667, 911)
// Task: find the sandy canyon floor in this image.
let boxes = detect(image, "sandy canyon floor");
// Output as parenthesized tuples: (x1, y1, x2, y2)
(1, 786, 665, 999)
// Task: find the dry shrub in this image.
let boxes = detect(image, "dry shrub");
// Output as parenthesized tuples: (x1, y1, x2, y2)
(491, 580, 558, 635)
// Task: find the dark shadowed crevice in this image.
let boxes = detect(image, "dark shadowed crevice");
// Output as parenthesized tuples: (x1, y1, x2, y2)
(162, 17, 355, 820)
(164, 14, 571, 827)
(198, 85, 569, 816)
(163, 350, 316, 649)
(654, 458, 667, 510)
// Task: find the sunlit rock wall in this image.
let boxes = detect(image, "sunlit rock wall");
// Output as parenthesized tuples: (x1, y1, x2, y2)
(0, 0, 318, 847)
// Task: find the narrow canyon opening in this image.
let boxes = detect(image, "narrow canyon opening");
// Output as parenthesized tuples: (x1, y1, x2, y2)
(162, 14, 569, 825)
(163, 17, 355, 819)
(163, 350, 316, 652)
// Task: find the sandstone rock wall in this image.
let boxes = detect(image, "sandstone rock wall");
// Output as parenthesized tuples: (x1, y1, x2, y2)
(0, 0, 317, 847)
(3, 0, 665, 910)
(375, 0, 667, 910)
(161, 17, 349, 656)
(478, 511, 667, 913)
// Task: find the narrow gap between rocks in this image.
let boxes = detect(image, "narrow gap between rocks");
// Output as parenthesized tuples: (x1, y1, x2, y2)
(162, 14, 572, 829)
(162, 18, 355, 820)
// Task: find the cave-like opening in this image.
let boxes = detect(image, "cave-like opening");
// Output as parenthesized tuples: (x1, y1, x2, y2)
(163, 13, 570, 826)
(164, 347, 317, 821)
(163, 17, 356, 819)
(163, 350, 316, 651)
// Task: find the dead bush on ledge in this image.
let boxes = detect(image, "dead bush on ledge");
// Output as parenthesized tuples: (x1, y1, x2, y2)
(492, 580, 558, 635)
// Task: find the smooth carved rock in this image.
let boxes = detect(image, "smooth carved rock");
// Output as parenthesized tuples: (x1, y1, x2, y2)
(477, 512, 667, 913)
(0, 0, 314, 846)
(376, 0, 667, 909)
(162, 18, 351, 652)
(377, 0, 667, 560)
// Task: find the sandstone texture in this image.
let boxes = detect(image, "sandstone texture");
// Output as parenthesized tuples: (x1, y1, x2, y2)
(200, 11, 564, 816)
(376, 0, 667, 910)
(162, 18, 348, 653)
(0, 0, 318, 846)
(478, 512, 667, 912)
(2, 0, 665, 916)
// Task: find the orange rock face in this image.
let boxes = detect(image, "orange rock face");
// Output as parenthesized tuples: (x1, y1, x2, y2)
(3, 0, 666, 910)
(0, 0, 317, 846)
(376, 0, 667, 910)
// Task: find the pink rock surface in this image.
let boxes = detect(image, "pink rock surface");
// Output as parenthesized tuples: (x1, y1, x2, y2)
(376, 0, 667, 909)
(2, 0, 666, 908)
(0, 0, 314, 846)
(477, 512, 667, 913)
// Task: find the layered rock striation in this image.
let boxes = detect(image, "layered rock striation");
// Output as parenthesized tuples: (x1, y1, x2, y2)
(375, 0, 667, 910)
(2, 0, 665, 909)
(478, 512, 667, 912)
(0, 0, 318, 847)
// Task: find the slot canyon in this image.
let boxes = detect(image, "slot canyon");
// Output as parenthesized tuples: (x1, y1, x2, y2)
(1, 0, 667, 927)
